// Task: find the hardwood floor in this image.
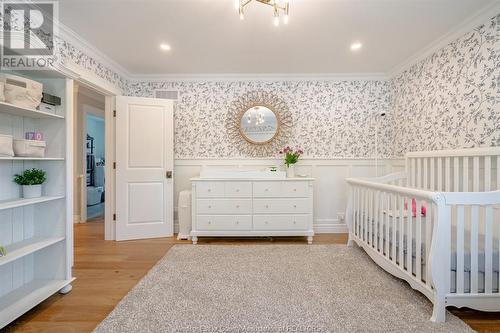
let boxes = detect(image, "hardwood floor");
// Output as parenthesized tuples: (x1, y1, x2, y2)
(2, 220, 500, 332)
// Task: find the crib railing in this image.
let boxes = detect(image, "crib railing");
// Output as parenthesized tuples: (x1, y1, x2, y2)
(346, 177, 500, 322)
(406, 147, 500, 192)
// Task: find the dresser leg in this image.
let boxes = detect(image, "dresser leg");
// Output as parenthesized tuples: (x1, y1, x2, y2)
(192, 236, 198, 245)
(307, 236, 313, 245)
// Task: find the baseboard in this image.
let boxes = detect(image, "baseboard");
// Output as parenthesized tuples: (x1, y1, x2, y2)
(313, 220, 348, 234)
(73, 215, 81, 224)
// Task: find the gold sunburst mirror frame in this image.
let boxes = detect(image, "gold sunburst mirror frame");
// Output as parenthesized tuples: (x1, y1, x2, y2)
(227, 91, 293, 157)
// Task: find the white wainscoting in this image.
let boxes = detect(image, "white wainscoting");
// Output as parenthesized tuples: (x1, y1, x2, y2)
(173, 158, 405, 234)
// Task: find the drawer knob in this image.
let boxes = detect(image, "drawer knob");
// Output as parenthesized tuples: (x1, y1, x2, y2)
(208, 205, 212, 208)
(236, 221, 239, 224)
(265, 205, 269, 208)
(293, 221, 297, 224)
(208, 221, 212, 224)
(265, 188, 269, 192)
(293, 205, 297, 208)
(208, 189, 211, 192)
(293, 188, 297, 192)
(236, 189, 240, 192)
(265, 221, 268, 224)
(236, 205, 240, 208)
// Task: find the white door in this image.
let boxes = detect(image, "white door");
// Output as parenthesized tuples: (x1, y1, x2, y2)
(115, 96, 174, 241)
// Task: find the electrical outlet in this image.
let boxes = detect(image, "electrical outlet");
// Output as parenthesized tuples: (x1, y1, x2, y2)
(337, 213, 345, 221)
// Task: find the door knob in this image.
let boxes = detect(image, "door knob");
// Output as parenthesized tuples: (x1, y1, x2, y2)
(166, 171, 173, 178)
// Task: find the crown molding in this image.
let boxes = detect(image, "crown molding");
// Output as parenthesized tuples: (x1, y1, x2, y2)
(388, 2, 500, 78)
(127, 72, 389, 83)
(57, 22, 132, 81)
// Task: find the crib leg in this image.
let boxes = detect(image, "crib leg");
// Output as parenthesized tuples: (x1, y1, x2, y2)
(430, 295, 446, 323)
(347, 233, 354, 246)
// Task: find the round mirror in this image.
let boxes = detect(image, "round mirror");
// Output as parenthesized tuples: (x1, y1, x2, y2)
(239, 105, 279, 144)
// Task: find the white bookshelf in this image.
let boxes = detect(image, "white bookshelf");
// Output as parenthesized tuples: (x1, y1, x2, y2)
(0, 75, 74, 329)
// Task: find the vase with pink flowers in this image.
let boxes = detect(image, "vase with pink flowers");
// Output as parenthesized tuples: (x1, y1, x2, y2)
(279, 146, 303, 178)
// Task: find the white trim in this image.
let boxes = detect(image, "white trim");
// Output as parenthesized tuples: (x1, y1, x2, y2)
(389, 2, 500, 77)
(73, 215, 81, 224)
(128, 73, 389, 82)
(57, 23, 131, 80)
(314, 220, 348, 234)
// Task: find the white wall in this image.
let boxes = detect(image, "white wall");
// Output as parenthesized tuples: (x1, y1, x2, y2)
(172, 158, 405, 233)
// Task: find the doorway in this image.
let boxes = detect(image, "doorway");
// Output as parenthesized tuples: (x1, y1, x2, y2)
(73, 83, 106, 224)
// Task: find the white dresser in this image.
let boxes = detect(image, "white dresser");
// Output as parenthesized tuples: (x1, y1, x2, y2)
(190, 178, 314, 244)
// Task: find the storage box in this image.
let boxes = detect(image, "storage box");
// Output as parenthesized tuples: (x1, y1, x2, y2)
(38, 102, 56, 114)
(0, 74, 43, 109)
(13, 139, 46, 157)
(0, 134, 14, 157)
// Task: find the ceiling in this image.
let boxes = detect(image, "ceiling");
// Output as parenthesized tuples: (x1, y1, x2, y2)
(57, 0, 497, 76)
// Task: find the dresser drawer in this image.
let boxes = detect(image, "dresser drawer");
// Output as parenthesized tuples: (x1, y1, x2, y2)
(283, 181, 309, 197)
(253, 182, 282, 197)
(253, 199, 309, 214)
(196, 199, 252, 214)
(196, 182, 224, 197)
(197, 215, 252, 230)
(253, 215, 309, 230)
(225, 182, 252, 197)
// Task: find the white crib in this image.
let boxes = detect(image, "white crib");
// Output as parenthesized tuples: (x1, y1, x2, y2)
(346, 147, 500, 322)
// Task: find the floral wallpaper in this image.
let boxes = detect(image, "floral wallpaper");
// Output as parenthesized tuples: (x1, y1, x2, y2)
(49, 13, 499, 159)
(389, 14, 500, 156)
(127, 80, 392, 159)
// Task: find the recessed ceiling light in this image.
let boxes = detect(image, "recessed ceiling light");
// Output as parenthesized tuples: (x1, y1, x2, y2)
(160, 43, 171, 51)
(350, 42, 362, 51)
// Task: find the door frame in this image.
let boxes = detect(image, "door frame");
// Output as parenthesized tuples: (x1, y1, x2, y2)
(73, 79, 118, 240)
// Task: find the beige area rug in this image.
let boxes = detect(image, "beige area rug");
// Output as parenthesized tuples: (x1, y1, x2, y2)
(93, 245, 473, 333)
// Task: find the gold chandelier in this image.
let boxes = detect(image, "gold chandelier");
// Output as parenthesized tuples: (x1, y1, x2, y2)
(235, 0, 290, 26)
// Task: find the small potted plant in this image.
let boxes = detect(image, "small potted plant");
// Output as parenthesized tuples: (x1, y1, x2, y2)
(0, 245, 6, 257)
(13, 168, 47, 199)
(279, 146, 303, 178)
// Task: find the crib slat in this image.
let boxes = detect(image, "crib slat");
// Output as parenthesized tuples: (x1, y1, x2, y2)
(425, 203, 432, 286)
(411, 158, 416, 187)
(485, 206, 493, 293)
(497, 156, 500, 190)
(374, 191, 379, 250)
(438, 158, 443, 191)
(385, 192, 390, 257)
(416, 199, 422, 281)
(417, 158, 422, 189)
(430, 158, 435, 191)
(463, 157, 469, 192)
(423, 158, 428, 190)
(484, 156, 491, 191)
(470, 205, 479, 293)
(399, 196, 405, 269)
(454, 157, 460, 191)
(368, 191, 373, 246)
(473, 156, 479, 192)
(407, 197, 413, 274)
(363, 189, 370, 242)
(392, 194, 397, 263)
(456, 205, 465, 293)
(445, 157, 451, 191)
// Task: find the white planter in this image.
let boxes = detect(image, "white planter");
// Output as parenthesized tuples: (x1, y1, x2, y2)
(22, 184, 42, 199)
(286, 164, 295, 178)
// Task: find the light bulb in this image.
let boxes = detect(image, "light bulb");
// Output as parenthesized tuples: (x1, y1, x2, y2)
(283, 14, 289, 24)
(274, 16, 280, 26)
(239, 6, 244, 20)
(234, 0, 240, 10)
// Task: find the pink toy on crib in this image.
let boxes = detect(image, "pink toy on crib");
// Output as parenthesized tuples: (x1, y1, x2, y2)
(404, 198, 427, 217)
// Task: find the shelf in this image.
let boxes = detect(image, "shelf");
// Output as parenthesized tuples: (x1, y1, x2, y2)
(0, 278, 74, 328)
(0, 101, 64, 119)
(0, 196, 64, 211)
(0, 237, 65, 267)
(0, 157, 64, 161)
